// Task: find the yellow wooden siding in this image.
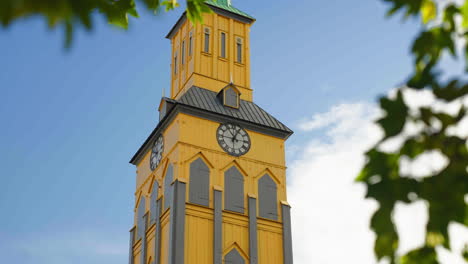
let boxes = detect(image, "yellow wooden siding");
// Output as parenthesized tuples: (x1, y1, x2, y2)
(146, 226, 156, 263)
(160, 210, 170, 264)
(169, 12, 253, 101)
(132, 113, 288, 206)
(185, 205, 214, 264)
(134, 251, 141, 264)
(222, 211, 249, 257)
(258, 218, 284, 264)
(178, 114, 285, 167)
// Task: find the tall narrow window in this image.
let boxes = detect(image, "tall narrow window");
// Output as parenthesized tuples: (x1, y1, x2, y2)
(137, 196, 146, 240)
(189, 157, 210, 206)
(174, 52, 178, 74)
(204, 28, 210, 53)
(164, 164, 174, 210)
(181, 40, 185, 65)
(189, 31, 193, 56)
(236, 37, 243, 63)
(258, 174, 278, 220)
(224, 166, 244, 213)
(220, 32, 226, 58)
(150, 181, 159, 224)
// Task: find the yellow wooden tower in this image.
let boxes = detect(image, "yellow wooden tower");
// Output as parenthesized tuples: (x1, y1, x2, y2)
(128, 1, 294, 264)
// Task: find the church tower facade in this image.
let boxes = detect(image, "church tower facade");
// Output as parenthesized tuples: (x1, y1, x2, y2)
(128, 1, 294, 264)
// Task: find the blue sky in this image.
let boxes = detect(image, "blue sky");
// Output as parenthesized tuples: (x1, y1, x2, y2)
(0, 0, 429, 263)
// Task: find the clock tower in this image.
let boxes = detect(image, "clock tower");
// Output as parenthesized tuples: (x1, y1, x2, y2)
(128, 1, 294, 264)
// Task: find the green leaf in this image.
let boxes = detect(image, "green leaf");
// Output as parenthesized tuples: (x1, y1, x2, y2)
(400, 247, 439, 264)
(128, 7, 139, 18)
(186, 0, 213, 23)
(142, 0, 161, 10)
(463, 244, 468, 261)
(64, 18, 73, 49)
(461, 0, 468, 29)
(377, 90, 408, 139)
(371, 206, 398, 260)
(383, 0, 426, 19)
(421, 0, 437, 24)
(162, 0, 180, 11)
(433, 79, 468, 102)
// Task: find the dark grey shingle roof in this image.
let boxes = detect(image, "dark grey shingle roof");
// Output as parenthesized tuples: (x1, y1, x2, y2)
(130, 86, 293, 164)
(176, 86, 292, 133)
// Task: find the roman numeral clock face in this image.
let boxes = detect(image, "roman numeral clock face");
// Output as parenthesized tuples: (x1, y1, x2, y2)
(150, 135, 164, 171)
(217, 123, 251, 156)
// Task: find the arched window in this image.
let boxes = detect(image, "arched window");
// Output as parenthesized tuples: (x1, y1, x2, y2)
(164, 164, 174, 211)
(189, 157, 210, 206)
(224, 166, 244, 213)
(258, 174, 278, 220)
(225, 248, 245, 264)
(224, 87, 239, 108)
(137, 196, 146, 240)
(150, 181, 159, 224)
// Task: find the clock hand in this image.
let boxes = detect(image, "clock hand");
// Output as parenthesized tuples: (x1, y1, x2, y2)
(232, 130, 240, 142)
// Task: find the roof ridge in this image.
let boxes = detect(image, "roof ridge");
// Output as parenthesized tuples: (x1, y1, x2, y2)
(204, 0, 255, 20)
(177, 86, 292, 133)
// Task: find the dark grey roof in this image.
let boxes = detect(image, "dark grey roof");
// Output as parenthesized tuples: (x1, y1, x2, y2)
(177, 86, 292, 133)
(130, 86, 292, 165)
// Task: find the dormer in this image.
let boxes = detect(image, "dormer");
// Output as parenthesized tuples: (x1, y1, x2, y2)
(158, 98, 175, 121)
(217, 83, 241, 109)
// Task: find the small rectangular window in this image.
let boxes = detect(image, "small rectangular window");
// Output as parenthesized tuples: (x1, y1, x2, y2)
(220, 32, 226, 58)
(181, 40, 185, 65)
(236, 38, 242, 63)
(189, 31, 193, 56)
(174, 52, 178, 74)
(204, 28, 210, 53)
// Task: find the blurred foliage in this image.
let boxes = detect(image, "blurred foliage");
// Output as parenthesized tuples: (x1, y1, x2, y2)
(0, 0, 211, 47)
(2, 0, 466, 262)
(357, 0, 468, 263)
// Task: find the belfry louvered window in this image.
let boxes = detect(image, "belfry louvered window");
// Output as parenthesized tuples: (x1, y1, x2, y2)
(204, 28, 210, 53)
(181, 40, 186, 65)
(220, 32, 227, 58)
(189, 31, 193, 56)
(164, 164, 174, 210)
(136, 196, 146, 240)
(236, 37, 243, 63)
(258, 174, 278, 220)
(174, 51, 178, 74)
(224, 166, 244, 213)
(149, 181, 159, 224)
(189, 158, 210, 206)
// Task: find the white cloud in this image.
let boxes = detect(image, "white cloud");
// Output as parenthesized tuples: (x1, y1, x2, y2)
(297, 102, 379, 133)
(288, 101, 467, 264)
(393, 201, 428, 255)
(399, 150, 449, 179)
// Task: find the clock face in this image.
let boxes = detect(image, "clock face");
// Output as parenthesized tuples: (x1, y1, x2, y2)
(217, 123, 251, 156)
(150, 135, 164, 171)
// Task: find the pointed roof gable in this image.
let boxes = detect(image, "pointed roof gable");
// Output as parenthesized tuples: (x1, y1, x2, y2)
(205, 0, 255, 21)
